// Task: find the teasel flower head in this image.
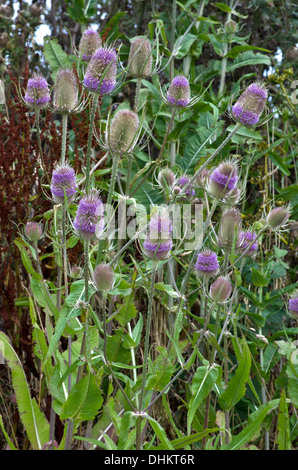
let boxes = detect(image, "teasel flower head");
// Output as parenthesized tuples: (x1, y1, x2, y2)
(210, 276, 232, 303)
(25, 221, 43, 242)
(238, 230, 258, 257)
(218, 208, 242, 250)
(50, 162, 77, 204)
(143, 212, 173, 260)
(53, 68, 78, 113)
(24, 73, 51, 109)
(288, 295, 298, 319)
(79, 28, 102, 61)
(106, 109, 139, 154)
(208, 159, 238, 199)
(176, 176, 195, 199)
(266, 205, 291, 231)
(231, 82, 268, 127)
(73, 190, 104, 241)
(194, 250, 219, 278)
(128, 36, 152, 78)
(70, 266, 82, 279)
(224, 19, 237, 33)
(167, 76, 191, 108)
(157, 168, 176, 191)
(83, 45, 117, 95)
(223, 186, 241, 205)
(94, 263, 115, 291)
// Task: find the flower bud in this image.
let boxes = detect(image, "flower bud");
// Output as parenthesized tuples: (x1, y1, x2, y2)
(194, 250, 219, 277)
(24, 73, 51, 109)
(224, 187, 241, 205)
(70, 266, 82, 279)
(267, 206, 290, 230)
(73, 191, 104, 240)
(50, 162, 77, 204)
(288, 296, 298, 319)
(106, 109, 139, 154)
(128, 36, 152, 78)
(208, 160, 238, 198)
(232, 82, 268, 127)
(84, 46, 117, 94)
(143, 213, 172, 260)
(210, 276, 232, 303)
(238, 230, 258, 257)
(167, 76, 190, 108)
(157, 168, 176, 190)
(94, 263, 115, 291)
(25, 221, 43, 242)
(219, 208, 242, 249)
(53, 68, 78, 113)
(79, 28, 102, 61)
(224, 19, 237, 33)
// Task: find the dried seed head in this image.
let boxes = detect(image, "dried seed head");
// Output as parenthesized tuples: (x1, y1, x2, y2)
(232, 82, 268, 127)
(208, 160, 238, 198)
(210, 276, 232, 303)
(219, 208, 242, 249)
(53, 68, 78, 113)
(238, 230, 258, 257)
(24, 73, 51, 109)
(83, 46, 117, 94)
(167, 76, 191, 108)
(128, 36, 152, 78)
(79, 28, 102, 61)
(50, 162, 77, 204)
(194, 250, 219, 278)
(267, 206, 290, 230)
(288, 296, 298, 319)
(106, 109, 139, 154)
(25, 221, 43, 242)
(157, 168, 176, 190)
(94, 263, 115, 291)
(73, 191, 104, 240)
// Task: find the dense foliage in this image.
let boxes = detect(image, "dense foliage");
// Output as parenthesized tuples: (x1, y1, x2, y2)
(0, 0, 298, 451)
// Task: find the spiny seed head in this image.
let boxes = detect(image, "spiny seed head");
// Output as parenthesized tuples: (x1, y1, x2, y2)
(267, 206, 291, 230)
(232, 82, 268, 127)
(94, 263, 115, 291)
(83, 46, 117, 94)
(50, 162, 77, 204)
(53, 68, 78, 113)
(106, 109, 139, 154)
(208, 160, 238, 198)
(143, 213, 172, 260)
(288, 296, 298, 319)
(224, 187, 241, 205)
(79, 28, 102, 61)
(25, 221, 43, 242)
(194, 250, 219, 278)
(167, 75, 191, 108)
(210, 276, 232, 303)
(70, 266, 82, 279)
(157, 168, 176, 190)
(24, 73, 51, 109)
(238, 230, 258, 257)
(73, 191, 104, 240)
(128, 36, 152, 78)
(219, 208, 242, 249)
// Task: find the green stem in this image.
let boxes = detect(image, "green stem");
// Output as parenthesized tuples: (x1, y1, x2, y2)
(86, 95, 98, 195)
(35, 109, 50, 185)
(134, 77, 142, 113)
(61, 113, 68, 165)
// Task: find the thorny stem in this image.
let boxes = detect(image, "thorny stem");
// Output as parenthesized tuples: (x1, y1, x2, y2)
(60, 113, 68, 165)
(86, 94, 98, 195)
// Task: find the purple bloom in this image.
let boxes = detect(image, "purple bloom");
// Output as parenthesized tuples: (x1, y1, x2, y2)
(167, 76, 190, 107)
(83, 46, 117, 95)
(177, 176, 195, 198)
(194, 250, 219, 277)
(143, 238, 173, 260)
(143, 213, 172, 259)
(50, 163, 77, 204)
(239, 231, 258, 256)
(208, 160, 238, 198)
(232, 82, 268, 127)
(73, 191, 104, 240)
(24, 74, 51, 109)
(289, 297, 298, 318)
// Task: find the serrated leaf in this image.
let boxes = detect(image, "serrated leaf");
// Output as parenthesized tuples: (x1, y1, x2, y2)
(251, 267, 269, 287)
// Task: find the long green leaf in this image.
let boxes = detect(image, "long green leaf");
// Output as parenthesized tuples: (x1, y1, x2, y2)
(145, 414, 175, 450)
(0, 332, 49, 449)
(276, 389, 292, 450)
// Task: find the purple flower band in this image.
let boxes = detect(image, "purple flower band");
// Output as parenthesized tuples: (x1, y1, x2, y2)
(83, 75, 116, 94)
(195, 251, 219, 274)
(231, 105, 259, 126)
(210, 169, 238, 190)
